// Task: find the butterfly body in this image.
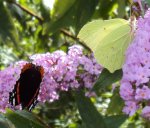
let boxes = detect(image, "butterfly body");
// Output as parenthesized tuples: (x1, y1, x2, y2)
(9, 63, 44, 111)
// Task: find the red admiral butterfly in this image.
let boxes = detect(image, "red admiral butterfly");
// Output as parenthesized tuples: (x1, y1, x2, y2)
(9, 63, 44, 111)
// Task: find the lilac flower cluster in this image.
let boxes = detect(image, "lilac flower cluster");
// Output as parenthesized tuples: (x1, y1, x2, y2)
(0, 45, 102, 112)
(0, 61, 27, 112)
(120, 9, 150, 119)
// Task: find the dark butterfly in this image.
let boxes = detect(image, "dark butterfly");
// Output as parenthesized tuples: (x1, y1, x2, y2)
(9, 63, 44, 111)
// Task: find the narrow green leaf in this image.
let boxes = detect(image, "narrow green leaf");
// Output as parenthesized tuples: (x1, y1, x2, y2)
(98, 0, 117, 19)
(15, 110, 46, 127)
(51, 0, 76, 20)
(5, 109, 45, 128)
(74, 0, 99, 32)
(78, 19, 132, 73)
(75, 91, 106, 128)
(93, 69, 122, 92)
(0, 114, 15, 128)
(43, 0, 98, 34)
(0, 2, 19, 46)
(104, 115, 127, 128)
(43, 0, 76, 34)
(117, 0, 126, 18)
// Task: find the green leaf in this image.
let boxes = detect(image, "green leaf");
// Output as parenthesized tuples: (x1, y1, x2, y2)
(0, 2, 19, 46)
(78, 18, 132, 73)
(73, 0, 99, 32)
(5, 109, 45, 128)
(98, 0, 117, 19)
(15, 110, 46, 127)
(0, 114, 15, 128)
(75, 91, 106, 128)
(104, 115, 127, 128)
(43, 0, 98, 34)
(93, 69, 122, 92)
(107, 89, 124, 115)
(117, 0, 126, 18)
(43, 0, 76, 34)
(145, 0, 150, 5)
(51, 0, 76, 20)
(77, 123, 86, 128)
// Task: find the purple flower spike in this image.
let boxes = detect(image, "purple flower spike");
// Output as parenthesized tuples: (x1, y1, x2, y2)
(0, 45, 103, 112)
(120, 9, 150, 119)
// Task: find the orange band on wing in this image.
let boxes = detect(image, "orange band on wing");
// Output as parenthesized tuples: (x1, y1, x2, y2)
(22, 63, 44, 78)
(21, 63, 33, 73)
(39, 67, 44, 78)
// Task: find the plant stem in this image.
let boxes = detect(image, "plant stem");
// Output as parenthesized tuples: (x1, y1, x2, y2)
(60, 29, 92, 52)
(13, 1, 44, 23)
